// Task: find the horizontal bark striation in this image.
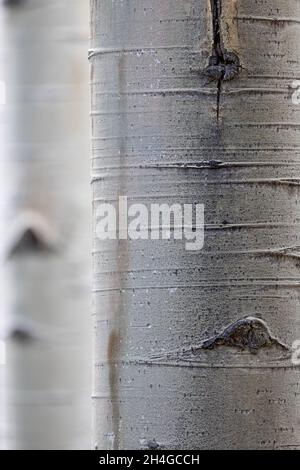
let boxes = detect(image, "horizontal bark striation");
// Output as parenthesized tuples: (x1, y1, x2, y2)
(91, 0, 300, 449)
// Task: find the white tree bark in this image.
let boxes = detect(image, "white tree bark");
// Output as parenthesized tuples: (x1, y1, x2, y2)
(90, 0, 300, 449)
(1, 0, 91, 449)
(0, 3, 8, 449)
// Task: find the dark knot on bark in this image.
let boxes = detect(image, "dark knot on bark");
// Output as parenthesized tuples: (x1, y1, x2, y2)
(205, 50, 240, 82)
(201, 317, 288, 354)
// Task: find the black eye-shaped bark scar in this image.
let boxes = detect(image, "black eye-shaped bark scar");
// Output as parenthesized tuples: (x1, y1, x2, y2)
(201, 317, 289, 354)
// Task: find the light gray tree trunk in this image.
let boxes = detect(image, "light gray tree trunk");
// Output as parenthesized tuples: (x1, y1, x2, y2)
(1, 0, 91, 449)
(0, 4, 7, 449)
(90, 0, 300, 450)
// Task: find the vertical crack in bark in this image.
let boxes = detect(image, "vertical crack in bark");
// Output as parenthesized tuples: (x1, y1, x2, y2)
(216, 78, 222, 121)
(211, 0, 223, 59)
(206, 0, 240, 121)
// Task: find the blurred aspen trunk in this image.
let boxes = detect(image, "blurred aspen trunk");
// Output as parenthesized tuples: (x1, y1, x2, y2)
(0, 3, 7, 449)
(1, 0, 91, 449)
(90, 0, 300, 449)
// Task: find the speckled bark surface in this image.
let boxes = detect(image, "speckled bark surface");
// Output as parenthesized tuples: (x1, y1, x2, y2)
(90, 0, 300, 449)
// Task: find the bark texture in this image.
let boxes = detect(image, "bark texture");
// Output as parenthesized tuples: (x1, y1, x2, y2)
(90, 0, 300, 449)
(1, 0, 91, 449)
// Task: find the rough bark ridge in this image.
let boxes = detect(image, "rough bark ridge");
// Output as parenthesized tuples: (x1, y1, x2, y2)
(90, 0, 300, 449)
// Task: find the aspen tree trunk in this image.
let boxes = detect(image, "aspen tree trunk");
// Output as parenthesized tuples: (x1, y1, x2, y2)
(1, 0, 91, 449)
(90, 0, 300, 449)
(0, 5, 7, 449)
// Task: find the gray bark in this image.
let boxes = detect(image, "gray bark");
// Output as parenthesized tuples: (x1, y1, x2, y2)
(90, 0, 300, 450)
(1, 0, 91, 449)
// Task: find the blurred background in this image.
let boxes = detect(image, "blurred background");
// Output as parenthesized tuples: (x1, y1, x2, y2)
(0, 0, 92, 449)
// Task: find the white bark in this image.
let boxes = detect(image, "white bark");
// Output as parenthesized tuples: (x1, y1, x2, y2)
(1, 0, 91, 449)
(90, 0, 300, 449)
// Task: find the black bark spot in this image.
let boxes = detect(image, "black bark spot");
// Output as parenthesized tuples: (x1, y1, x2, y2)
(3, 0, 25, 7)
(6, 212, 58, 258)
(9, 326, 35, 344)
(8, 227, 54, 257)
(140, 438, 163, 450)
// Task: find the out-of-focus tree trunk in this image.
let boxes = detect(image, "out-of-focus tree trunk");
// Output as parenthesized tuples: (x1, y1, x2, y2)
(1, 0, 91, 449)
(90, 0, 300, 449)
(0, 4, 7, 449)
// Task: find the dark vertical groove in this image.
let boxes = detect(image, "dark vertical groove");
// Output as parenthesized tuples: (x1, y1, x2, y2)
(210, 0, 224, 61)
(208, 0, 240, 121)
(216, 79, 222, 121)
(211, 0, 224, 121)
